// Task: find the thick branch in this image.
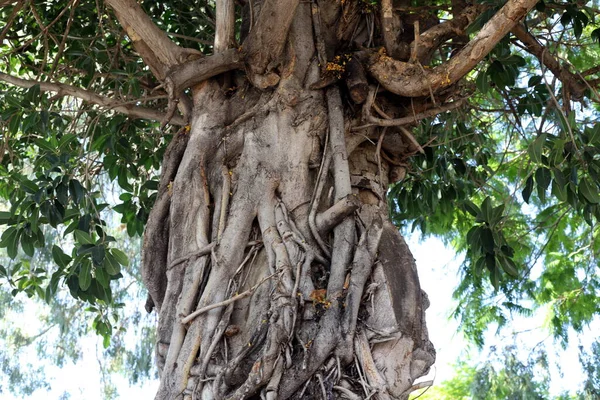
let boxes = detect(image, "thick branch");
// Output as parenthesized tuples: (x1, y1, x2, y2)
(242, 0, 300, 87)
(315, 195, 361, 235)
(0, 72, 185, 125)
(105, 0, 193, 80)
(369, 0, 538, 97)
(380, 0, 403, 59)
(412, 5, 483, 64)
(165, 48, 243, 95)
(215, 0, 236, 52)
(511, 23, 587, 100)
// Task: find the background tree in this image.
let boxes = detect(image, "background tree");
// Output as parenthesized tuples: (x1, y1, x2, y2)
(1, 0, 600, 399)
(416, 346, 551, 400)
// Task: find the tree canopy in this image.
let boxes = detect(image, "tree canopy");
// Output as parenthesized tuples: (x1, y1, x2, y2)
(1, 0, 600, 398)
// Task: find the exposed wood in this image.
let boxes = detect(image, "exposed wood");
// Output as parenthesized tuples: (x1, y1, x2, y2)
(369, 0, 539, 97)
(326, 86, 355, 300)
(412, 4, 483, 64)
(355, 330, 392, 400)
(361, 86, 466, 129)
(0, 72, 186, 125)
(315, 195, 361, 235)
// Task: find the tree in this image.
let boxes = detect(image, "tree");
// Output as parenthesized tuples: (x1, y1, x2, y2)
(417, 346, 551, 400)
(2, 0, 600, 399)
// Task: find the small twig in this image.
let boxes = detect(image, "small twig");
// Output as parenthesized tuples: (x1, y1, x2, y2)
(359, 87, 465, 129)
(376, 127, 387, 185)
(0, 72, 187, 125)
(408, 380, 434, 399)
(181, 272, 276, 324)
(218, 165, 231, 240)
(308, 128, 332, 258)
(410, 20, 420, 63)
(399, 126, 425, 154)
(316, 373, 327, 400)
(168, 243, 215, 270)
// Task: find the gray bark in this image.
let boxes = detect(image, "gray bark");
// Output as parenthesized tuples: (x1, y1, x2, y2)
(140, 2, 441, 399)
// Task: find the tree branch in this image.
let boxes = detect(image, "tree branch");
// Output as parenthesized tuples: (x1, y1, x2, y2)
(241, 0, 300, 88)
(165, 48, 243, 96)
(380, 0, 403, 59)
(511, 23, 587, 100)
(0, 72, 185, 125)
(412, 5, 483, 64)
(369, 0, 538, 97)
(105, 0, 198, 80)
(360, 87, 466, 128)
(215, 0, 236, 52)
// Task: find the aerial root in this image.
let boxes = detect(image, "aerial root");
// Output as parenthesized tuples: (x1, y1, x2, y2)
(355, 330, 392, 400)
(339, 216, 383, 357)
(181, 273, 276, 324)
(315, 194, 361, 235)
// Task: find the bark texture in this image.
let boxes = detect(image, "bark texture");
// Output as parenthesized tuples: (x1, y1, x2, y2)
(120, 0, 542, 398)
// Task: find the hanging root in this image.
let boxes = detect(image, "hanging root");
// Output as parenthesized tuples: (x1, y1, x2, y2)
(147, 81, 435, 400)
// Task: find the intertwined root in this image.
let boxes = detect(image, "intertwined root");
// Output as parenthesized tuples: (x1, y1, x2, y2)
(144, 83, 435, 400)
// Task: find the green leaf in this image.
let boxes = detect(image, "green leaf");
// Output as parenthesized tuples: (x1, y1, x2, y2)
(478, 197, 493, 223)
(95, 265, 110, 288)
(21, 234, 34, 257)
(499, 255, 518, 277)
(69, 179, 85, 205)
(552, 179, 567, 202)
(103, 253, 121, 275)
(463, 200, 480, 217)
(0, 227, 20, 259)
(549, 140, 565, 167)
(79, 260, 92, 291)
(579, 178, 600, 204)
(522, 175, 534, 204)
(111, 248, 129, 266)
(536, 167, 552, 203)
(74, 229, 94, 245)
(481, 227, 495, 253)
(52, 245, 73, 269)
(527, 134, 547, 164)
(91, 245, 106, 266)
(20, 179, 40, 194)
(476, 71, 490, 94)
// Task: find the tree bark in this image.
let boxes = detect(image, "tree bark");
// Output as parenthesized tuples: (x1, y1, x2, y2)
(135, 0, 537, 398)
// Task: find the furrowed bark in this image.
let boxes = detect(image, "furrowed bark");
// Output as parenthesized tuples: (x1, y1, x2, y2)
(141, 2, 447, 399)
(165, 49, 243, 96)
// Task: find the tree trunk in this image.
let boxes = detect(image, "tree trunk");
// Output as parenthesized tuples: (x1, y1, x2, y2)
(142, 3, 435, 399)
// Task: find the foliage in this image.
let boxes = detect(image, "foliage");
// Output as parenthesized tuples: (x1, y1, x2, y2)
(0, 227, 156, 396)
(390, 2, 600, 345)
(416, 346, 550, 400)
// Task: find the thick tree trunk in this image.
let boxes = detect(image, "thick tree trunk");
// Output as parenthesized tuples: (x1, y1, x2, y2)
(141, 3, 435, 399)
